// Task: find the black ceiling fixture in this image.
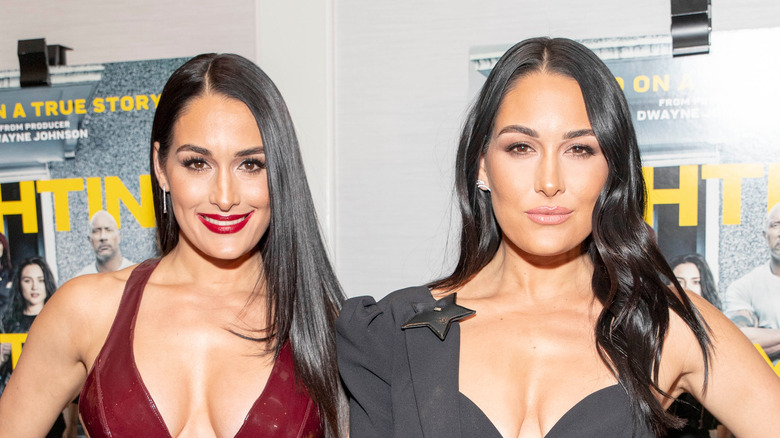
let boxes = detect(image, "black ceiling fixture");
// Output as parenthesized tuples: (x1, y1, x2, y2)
(17, 38, 73, 87)
(671, 0, 711, 56)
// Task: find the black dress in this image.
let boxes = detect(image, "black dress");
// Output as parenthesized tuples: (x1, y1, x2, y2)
(336, 286, 655, 438)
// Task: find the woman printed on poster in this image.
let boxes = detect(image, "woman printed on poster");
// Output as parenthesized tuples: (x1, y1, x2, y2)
(0, 233, 12, 315)
(668, 253, 730, 438)
(0, 257, 66, 437)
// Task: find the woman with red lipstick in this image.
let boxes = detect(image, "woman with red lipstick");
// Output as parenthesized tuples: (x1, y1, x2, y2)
(0, 54, 345, 437)
(337, 37, 780, 437)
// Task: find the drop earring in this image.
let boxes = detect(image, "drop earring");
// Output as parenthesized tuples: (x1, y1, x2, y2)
(476, 180, 491, 193)
(161, 187, 167, 214)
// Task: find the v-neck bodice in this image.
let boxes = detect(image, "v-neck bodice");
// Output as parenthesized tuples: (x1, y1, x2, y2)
(79, 259, 321, 438)
(337, 285, 655, 438)
(458, 384, 646, 437)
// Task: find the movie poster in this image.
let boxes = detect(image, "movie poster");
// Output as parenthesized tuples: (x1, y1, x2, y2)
(471, 27, 780, 375)
(605, 29, 780, 372)
(0, 58, 184, 403)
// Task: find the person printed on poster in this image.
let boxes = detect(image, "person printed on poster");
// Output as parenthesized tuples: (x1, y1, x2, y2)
(0, 233, 12, 315)
(73, 210, 135, 278)
(667, 253, 731, 438)
(0, 257, 67, 437)
(724, 202, 780, 363)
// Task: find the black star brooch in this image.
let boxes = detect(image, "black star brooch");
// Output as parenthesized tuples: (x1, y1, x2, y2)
(401, 293, 475, 341)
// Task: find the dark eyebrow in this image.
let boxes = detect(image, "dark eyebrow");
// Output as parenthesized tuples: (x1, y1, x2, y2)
(177, 144, 211, 156)
(235, 147, 264, 158)
(564, 129, 596, 140)
(497, 125, 538, 137)
(496, 126, 596, 140)
(176, 145, 264, 158)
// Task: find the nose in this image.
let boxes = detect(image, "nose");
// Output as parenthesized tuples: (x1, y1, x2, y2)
(534, 151, 564, 197)
(210, 168, 240, 211)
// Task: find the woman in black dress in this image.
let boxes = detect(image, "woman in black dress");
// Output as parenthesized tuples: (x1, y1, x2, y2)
(337, 37, 780, 437)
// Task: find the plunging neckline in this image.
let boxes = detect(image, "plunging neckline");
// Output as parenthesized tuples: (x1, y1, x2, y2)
(126, 262, 281, 437)
(457, 384, 623, 437)
(447, 291, 624, 438)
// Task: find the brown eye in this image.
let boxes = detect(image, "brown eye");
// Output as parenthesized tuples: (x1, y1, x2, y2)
(567, 144, 595, 157)
(240, 159, 266, 173)
(506, 143, 533, 154)
(182, 157, 209, 171)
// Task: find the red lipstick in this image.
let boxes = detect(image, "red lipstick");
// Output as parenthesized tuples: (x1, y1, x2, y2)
(198, 211, 254, 234)
(525, 206, 573, 225)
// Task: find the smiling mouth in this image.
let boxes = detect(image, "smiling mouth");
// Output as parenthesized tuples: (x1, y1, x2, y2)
(200, 215, 247, 226)
(198, 212, 254, 234)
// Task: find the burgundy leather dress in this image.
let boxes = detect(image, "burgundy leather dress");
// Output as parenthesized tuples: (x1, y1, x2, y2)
(79, 259, 322, 437)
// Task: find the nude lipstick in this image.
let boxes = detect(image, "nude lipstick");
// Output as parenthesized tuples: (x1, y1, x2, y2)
(525, 206, 573, 225)
(198, 212, 254, 234)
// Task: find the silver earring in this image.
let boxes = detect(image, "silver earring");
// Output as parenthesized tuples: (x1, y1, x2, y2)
(161, 187, 167, 214)
(476, 180, 491, 193)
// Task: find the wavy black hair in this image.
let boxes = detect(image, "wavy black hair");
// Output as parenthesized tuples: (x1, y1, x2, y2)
(150, 54, 345, 436)
(430, 37, 711, 435)
(669, 253, 721, 310)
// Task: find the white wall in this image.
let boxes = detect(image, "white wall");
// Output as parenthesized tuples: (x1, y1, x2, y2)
(333, 0, 780, 298)
(255, 0, 336, 243)
(0, 1, 256, 67)
(0, 0, 336, 243)
(2, 0, 779, 299)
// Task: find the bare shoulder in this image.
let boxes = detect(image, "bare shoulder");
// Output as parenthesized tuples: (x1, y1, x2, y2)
(671, 290, 749, 350)
(36, 266, 136, 357)
(51, 267, 134, 316)
(663, 289, 775, 393)
(664, 291, 735, 364)
(663, 290, 780, 433)
(665, 290, 732, 346)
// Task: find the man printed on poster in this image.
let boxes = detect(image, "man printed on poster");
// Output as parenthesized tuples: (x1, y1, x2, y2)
(724, 202, 780, 363)
(74, 210, 135, 277)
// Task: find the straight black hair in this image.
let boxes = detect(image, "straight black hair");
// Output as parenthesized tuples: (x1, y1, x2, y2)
(150, 54, 346, 437)
(430, 37, 711, 435)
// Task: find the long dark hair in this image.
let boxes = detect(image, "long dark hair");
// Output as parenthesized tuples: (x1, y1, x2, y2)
(669, 253, 721, 310)
(430, 37, 711, 435)
(3, 257, 57, 321)
(0, 232, 11, 277)
(150, 54, 345, 436)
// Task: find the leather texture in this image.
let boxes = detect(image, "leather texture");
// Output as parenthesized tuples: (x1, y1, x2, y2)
(79, 259, 322, 438)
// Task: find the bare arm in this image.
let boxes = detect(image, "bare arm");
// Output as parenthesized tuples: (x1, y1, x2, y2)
(0, 279, 95, 437)
(728, 309, 780, 356)
(676, 293, 780, 436)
